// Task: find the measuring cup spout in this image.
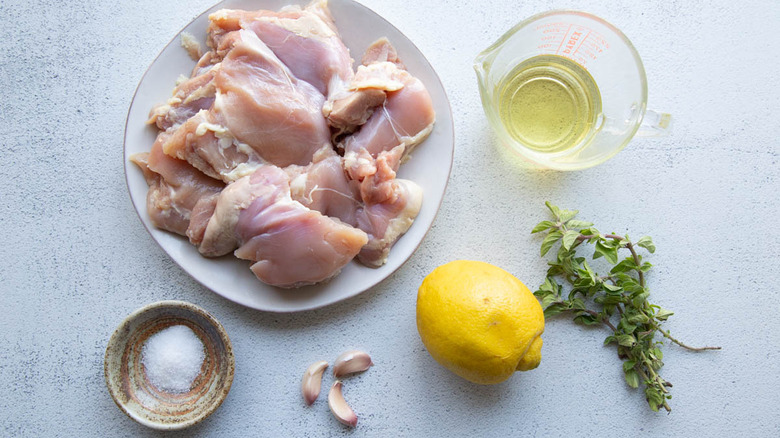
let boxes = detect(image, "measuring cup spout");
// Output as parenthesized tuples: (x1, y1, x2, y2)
(473, 52, 495, 106)
(473, 54, 490, 82)
(474, 42, 502, 83)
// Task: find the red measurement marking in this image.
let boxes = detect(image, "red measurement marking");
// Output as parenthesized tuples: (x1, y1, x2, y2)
(572, 31, 591, 57)
(554, 24, 573, 54)
(558, 26, 589, 56)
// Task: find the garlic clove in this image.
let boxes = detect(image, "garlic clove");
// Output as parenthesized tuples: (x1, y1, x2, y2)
(328, 380, 358, 427)
(301, 360, 329, 406)
(332, 350, 373, 377)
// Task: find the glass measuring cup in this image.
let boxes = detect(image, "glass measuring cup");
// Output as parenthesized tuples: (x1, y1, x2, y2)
(474, 10, 670, 170)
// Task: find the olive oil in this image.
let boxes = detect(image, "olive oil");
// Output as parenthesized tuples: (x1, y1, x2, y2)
(496, 55, 602, 153)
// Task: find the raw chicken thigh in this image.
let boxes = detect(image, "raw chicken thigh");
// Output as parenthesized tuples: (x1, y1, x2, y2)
(147, 67, 218, 131)
(324, 38, 406, 134)
(212, 30, 331, 166)
(130, 136, 224, 245)
(160, 110, 263, 182)
(356, 179, 423, 267)
(283, 146, 424, 268)
(341, 46, 436, 182)
(133, 0, 435, 289)
(285, 146, 362, 226)
(208, 0, 354, 99)
(199, 165, 368, 288)
(162, 30, 330, 182)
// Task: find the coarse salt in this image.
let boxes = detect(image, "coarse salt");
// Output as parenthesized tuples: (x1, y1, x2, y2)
(142, 325, 205, 393)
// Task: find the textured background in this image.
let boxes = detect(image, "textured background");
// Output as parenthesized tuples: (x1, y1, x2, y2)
(1, 0, 778, 436)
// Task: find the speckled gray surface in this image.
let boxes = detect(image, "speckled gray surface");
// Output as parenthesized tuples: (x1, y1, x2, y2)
(1, 0, 778, 436)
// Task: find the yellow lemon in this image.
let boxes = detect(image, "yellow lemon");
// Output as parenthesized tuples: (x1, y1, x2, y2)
(416, 260, 544, 384)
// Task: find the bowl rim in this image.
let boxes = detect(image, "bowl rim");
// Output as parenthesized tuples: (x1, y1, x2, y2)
(104, 300, 235, 430)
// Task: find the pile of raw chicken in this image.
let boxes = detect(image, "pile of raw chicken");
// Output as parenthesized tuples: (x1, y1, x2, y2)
(131, 0, 435, 288)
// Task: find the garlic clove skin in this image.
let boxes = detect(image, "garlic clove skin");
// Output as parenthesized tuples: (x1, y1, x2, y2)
(332, 350, 373, 377)
(301, 360, 329, 406)
(328, 380, 358, 427)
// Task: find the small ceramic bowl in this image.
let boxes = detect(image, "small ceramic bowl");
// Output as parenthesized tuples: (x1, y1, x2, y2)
(104, 300, 235, 430)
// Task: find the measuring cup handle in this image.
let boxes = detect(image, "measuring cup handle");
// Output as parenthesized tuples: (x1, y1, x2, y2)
(636, 109, 672, 137)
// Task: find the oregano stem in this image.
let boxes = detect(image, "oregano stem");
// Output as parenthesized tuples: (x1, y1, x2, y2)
(640, 351, 667, 392)
(635, 366, 672, 413)
(655, 325, 722, 351)
(550, 302, 618, 332)
(575, 233, 624, 242)
(583, 309, 617, 332)
(624, 241, 645, 288)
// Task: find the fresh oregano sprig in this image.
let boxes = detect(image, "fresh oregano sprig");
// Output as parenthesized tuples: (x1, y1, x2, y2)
(532, 202, 720, 412)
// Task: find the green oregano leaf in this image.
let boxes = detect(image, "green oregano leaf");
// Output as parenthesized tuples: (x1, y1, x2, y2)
(645, 388, 665, 412)
(632, 292, 650, 308)
(545, 201, 560, 218)
(610, 258, 638, 274)
(558, 209, 578, 223)
(562, 230, 580, 250)
(541, 293, 558, 309)
(655, 308, 674, 321)
(573, 312, 600, 326)
(531, 220, 555, 234)
(569, 298, 586, 310)
(540, 230, 563, 257)
(594, 239, 619, 264)
(624, 369, 640, 388)
(543, 302, 568, 318)
(637, 236, 656, 253)
(537, 277, 557, 294)
(628, 313, 650, 325)
(619, 320, 637, 334)
(566, 220, 593, 229)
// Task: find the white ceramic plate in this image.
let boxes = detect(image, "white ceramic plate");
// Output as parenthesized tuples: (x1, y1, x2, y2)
(124, 0, 454, 312)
